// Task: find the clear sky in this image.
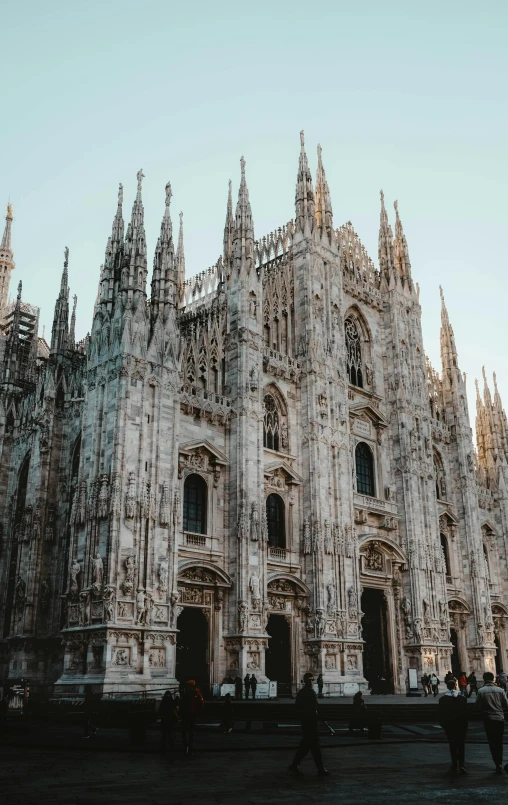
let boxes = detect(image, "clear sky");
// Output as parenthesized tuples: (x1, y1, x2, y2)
(1, 0, 507, 419)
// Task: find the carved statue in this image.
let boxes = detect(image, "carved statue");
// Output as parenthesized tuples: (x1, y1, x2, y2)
(92, 551, 104, 588)
(249, 573, 260, 601)
(280, 422, 288, 449)
(103, 585, 115, 623)
(303, 517, 311, 554)
(324, 521, 333, 555)
(347, 586, 357, 611)
(70, 559, 81, 595)
(97, 475, 109, 519)
(40, 577, 51, 610)
(250, 502, 260, 541)
(125, 472, 137, 519)
(326, 582, 336, 614)
(158, 557, 169, 592)
(315, 609, 326, 638)
(15, 576, 26, 606)
(136, 588, 146, 625)
(79, 590, 90, 626)
(144, 591, 154, 626)
(422, 597, 430, 624)
(401, 596, 412, 618)
(238, 602, 248, 633)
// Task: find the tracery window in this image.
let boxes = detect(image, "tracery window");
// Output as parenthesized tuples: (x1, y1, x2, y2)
(266, 493, 285, 548)
(345, 316, 363, 388)
(355, 442, 375, 496)
(263, 394, 284, 452)
(183, 474, 207, 535)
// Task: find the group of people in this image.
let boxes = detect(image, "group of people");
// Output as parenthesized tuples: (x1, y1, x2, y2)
(420, 672, 441, 697)
(439, 671, 508, 774)
(159, 679, 204, 754)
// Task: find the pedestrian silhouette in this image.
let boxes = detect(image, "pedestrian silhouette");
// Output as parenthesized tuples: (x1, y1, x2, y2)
(250, 674, 258, 699)
(288, 673, 331, 776)
(476, 671, 508, 773)
(234, 676, 243, 700)
(244, 674, 251, 700)
(439, 680, 468, 774)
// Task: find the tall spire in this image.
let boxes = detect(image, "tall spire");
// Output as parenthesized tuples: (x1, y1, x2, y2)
(69, 294, 77, 349)
(0, 203, 15, 311)
(393, 200, 413, 291)
(176, 210, 185, 294)
(151, 181, 175, 322)
(111, 183, 124, 244)
(295, 131, 315, 235)
(378, 190, 394, 283)
(315, 143, 333, 239)
(223, 180, 234, 265)
(233, 157, 254, 269)
(440, 285, 459, 374)
(125, 169, 147, 295)
(50, 247, 70, 354)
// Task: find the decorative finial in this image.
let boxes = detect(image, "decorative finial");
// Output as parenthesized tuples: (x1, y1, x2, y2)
(64, 247, 69, 267)
(482, 365, 487, 383)
(240, 156, 245, 175)
(439, 285, 444, 302)
(394, 199, 399, 214)
(380, 189, 385, 205)
(72, 294, 77, 311)
(493, 371, 499, 392)
(165, 182, 172, 207)
(17, 280, 22, 300)
(6, 203, 13, 220)
(118, 183, 123, 206)
(136, 169, 144, 195)
(300, 130, 305, 147)
(317, 143, 322, 162)
(179, 211, 183, 225)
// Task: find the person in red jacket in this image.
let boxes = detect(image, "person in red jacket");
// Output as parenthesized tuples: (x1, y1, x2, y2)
(457, 671, 468, 698)
(180, 680, 204, 755)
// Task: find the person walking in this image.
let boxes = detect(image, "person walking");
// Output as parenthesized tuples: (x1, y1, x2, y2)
(244, 674, 251, 700)
(467, 671, 478, 698)
(421, 673, 429, 697)
(81, 685, 98, 738)
(288, 673, 331, 776)
(439, 680, 468, 774)
(222, 693, 233, 733)
(159, 690, 179, 751)
(250, 675, 257, 700)
(430, 673, 440, 697)
(317, 674, 324, 698)
(476, 671, 508, 773)
(234, 675, 243, 700)
(349, 690, 368, 733)
(457, 671, 468, 698)
(180, 679, 204, 755)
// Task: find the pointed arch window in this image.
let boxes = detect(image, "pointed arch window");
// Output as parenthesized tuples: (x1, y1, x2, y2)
(355, 442, 375, 496)
(440, 533, 451, 577)
(345, 316, 363, 388)
(266, 493, 285, 548)
(183, 474, 207, 535)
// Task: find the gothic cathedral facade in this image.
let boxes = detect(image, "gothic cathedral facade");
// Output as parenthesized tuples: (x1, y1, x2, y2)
(0, 134, 506, 695)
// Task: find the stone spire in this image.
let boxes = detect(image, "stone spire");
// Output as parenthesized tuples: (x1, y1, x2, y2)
(314, 144, 333, 240)
(99, 184, 125, 313)
(69, 294, 77, 349)
(378, 190, 394, 283)
(223, 180, 234, 266)
(124, 169, 147, 295)
(295, 131, 315, 235)
(0, 203, 15, 312)
(176, 211, 185, 296)
(233, 157, 254, 271)
(151, 182, 175, 322)
(50, 247, 70, 355)
(439, 285, 459, 372)
(393, 200, 413, 291)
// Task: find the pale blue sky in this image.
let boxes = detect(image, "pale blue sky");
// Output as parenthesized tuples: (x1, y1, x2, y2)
(2, 0, 507, 417)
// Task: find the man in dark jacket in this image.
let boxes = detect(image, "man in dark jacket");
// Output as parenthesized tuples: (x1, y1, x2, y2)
(244, 674, 251, 700)
(180, 680, 204, 755)
(438, 680, 468, 774)
(250, 675, 258, 700)
(288, 673, 331, 776)
(234, 676, 243, 700)
(159, 690, 178, 750)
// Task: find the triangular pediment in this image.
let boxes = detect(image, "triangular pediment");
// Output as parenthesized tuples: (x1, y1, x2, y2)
(264, 461, 302, 485)
(179, 439, 228, 465)
(349, 402, 388, 429)
(438, 507, 459, 526)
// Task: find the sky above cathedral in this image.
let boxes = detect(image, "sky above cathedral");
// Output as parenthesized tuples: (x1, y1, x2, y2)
(1, 0, 507, 413)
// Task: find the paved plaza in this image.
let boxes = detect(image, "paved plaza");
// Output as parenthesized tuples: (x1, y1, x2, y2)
(2, 720, 508, 805)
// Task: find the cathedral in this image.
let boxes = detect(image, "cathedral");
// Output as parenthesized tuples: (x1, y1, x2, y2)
(0, 133, 506, 697)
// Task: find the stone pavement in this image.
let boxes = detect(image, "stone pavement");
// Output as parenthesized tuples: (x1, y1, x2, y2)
(2, 725, 508, 805)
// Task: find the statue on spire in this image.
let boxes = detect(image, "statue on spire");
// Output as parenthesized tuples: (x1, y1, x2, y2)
(136, 169, 145, 198)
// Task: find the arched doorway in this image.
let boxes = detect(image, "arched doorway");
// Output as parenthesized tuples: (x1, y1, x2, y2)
(450, 629, 460, 675)
(265, 614, 291, 694)
(361, 588, 392, 693)
(176, 607, 209, 694)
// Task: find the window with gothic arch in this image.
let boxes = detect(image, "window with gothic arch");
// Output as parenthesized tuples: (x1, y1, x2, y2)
(355, 442, 375, 496)
(263, 393, 288, 453)
(345, 316, 363, 388)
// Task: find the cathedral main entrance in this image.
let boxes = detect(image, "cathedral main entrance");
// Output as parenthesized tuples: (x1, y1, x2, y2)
(361, 588, 393, 693)
(265, 614, 291, 694)
(176, 607, 209, 693)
